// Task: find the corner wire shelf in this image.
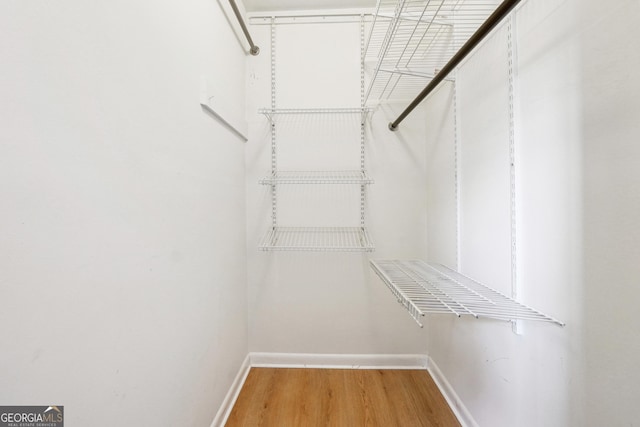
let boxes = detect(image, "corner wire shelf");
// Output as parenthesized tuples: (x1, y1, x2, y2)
(258, 107, 372, 124)
(364, 0, 501, 104)
(260, 227, 375, 252)
(370, 260, 565, 327)
(259, 170, 374, 185)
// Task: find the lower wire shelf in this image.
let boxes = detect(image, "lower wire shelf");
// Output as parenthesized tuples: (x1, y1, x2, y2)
(259, 170, 374, 185)
(370, 260, 564, 328)
(260, 227, 375, 252)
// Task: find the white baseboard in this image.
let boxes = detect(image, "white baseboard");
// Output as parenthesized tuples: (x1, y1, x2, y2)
(210, 354, 251, 427)
(426, 356, 479, 427)
(249, 352, 429, 369)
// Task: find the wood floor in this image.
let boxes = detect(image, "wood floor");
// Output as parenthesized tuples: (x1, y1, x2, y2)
(225, 368, 461, 427)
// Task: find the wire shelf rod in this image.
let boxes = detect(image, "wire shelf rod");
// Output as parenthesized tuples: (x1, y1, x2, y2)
(228, 0, 260, 55)
(388, 0, 522, 129)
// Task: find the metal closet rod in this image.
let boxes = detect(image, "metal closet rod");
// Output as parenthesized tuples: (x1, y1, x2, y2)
(228, 0, 260, 55)
(388, 0, 523, 131)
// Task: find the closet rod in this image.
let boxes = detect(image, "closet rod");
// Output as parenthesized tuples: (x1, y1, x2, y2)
(388, 0, 522, 131)
(228, 0, 260, 55)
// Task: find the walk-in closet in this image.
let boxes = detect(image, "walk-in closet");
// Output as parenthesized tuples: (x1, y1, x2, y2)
(2, 0, 639, 426)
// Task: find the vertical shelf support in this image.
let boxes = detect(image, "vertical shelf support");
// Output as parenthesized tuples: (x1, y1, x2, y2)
(507, 14, 521, 334)
(453, 77, 461, 271)
(360, 15, 366, 230)
(270, 18, 277, 229)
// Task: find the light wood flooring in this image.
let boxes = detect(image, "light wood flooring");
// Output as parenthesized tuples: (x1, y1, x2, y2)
(226, 368, 461, 427)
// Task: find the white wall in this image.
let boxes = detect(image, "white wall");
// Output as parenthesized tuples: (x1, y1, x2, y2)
(425, 0, 640, 425)
(581, 1, 640, 425)
(0, 1, 248, 426)
(245, 18, 429, 354)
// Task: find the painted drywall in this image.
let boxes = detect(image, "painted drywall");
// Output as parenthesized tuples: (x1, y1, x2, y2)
(581, 0, 640, 425)
(425, 0, 640, 425)
(0, 1, 248, 426)
(244, 18, 429, 354)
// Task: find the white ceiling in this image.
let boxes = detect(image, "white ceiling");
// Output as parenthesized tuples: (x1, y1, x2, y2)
(243, 0, 376, 12)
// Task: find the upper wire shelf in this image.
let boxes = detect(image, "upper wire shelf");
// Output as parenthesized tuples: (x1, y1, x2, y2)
(260, 170, 374, 185)
(260, 226, 375, 252)
(259, 108, 373, 123)
(364, 0, 501, 104)
(371, 260, 565, 327)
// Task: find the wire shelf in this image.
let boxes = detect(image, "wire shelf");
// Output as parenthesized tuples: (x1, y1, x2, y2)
(259, 108, 372, 123)
(370, 260, 564, 327)
(260, 227, 375, 252)
(365, 0, 501, 103)
(260, 170, 374, 185)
